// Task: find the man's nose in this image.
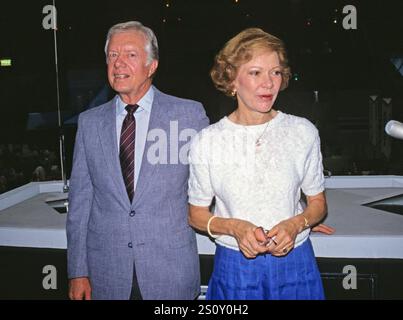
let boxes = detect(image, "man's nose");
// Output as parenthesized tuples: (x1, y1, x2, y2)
(114, 55, 126, 67)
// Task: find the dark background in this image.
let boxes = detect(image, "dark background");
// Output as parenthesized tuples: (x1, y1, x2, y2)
(1, 0, 403, 192)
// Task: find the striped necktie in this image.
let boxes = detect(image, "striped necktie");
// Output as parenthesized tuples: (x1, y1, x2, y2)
(119, 104, 139, 202)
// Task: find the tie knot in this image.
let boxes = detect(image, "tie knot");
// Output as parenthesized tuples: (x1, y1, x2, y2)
(125, 104, 139, 115)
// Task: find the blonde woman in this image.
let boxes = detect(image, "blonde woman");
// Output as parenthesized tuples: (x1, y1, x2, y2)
(188, 28, 333, 300)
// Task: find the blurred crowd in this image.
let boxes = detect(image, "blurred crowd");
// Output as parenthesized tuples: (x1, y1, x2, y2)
(0, 144, 61, 194)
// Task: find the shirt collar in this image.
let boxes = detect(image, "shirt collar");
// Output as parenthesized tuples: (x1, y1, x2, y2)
(116, 86, 154, 116)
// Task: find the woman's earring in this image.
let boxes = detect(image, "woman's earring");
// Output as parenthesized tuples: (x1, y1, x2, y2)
(231, 89, 236, 97)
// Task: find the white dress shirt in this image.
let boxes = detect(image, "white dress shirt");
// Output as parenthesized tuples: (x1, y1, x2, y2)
(188, 111, 325, 250)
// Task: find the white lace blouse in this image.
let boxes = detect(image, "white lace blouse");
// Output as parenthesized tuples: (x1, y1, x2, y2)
(188, 111, 325, 251)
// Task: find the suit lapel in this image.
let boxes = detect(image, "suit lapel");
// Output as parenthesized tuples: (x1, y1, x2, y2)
(98, 97, 129, 204)
(132, 89, 166, 205)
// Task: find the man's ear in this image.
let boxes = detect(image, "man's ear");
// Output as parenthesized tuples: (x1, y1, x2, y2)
(148, 60, 159, 77)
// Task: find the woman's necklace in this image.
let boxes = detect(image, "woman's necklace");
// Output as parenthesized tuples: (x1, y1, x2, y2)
(232, 110, 273, 147)
(255, 120, 271, 147)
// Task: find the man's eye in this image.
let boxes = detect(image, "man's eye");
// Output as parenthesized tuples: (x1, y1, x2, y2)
(273, 70, 283, 76)
(249, 71, 260, 76)
(108, 53, 117, 59)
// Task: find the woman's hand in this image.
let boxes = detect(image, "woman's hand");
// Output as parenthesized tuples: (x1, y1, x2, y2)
(232, 219, 270, 259)
(264, 192, 329, 256)
(265, 217, 300, 256)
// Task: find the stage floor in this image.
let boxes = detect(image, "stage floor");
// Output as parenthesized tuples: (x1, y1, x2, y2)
(1, 177, 403, 259)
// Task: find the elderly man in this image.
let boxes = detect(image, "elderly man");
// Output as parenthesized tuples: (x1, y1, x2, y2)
(67, 21, 209, 300)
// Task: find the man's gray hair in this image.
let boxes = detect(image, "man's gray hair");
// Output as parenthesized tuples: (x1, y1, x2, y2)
(104, 21, 159, 64)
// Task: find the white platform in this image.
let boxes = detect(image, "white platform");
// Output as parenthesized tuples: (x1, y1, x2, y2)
(1, 177, 403, 259)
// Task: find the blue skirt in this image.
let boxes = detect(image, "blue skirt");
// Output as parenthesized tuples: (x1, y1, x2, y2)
(206, 238, 325, 300)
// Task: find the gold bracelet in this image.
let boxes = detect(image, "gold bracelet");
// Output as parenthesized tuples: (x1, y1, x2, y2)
(207, 215, 219, 239)
(301, 214, 310, 229)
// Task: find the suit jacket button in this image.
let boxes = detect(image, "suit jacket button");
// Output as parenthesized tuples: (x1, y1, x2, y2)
(128, 242, 133, 248)
(129, 210, 135, 217)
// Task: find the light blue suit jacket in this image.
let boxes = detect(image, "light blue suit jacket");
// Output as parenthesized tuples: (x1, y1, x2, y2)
(66, 87, 209, 299)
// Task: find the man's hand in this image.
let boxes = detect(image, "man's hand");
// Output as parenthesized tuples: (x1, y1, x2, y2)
(69, 277, 92, 300)
(311, 223, 335, 235)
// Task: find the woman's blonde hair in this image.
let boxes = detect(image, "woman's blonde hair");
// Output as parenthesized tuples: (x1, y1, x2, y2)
(210, 28, 291, 97)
